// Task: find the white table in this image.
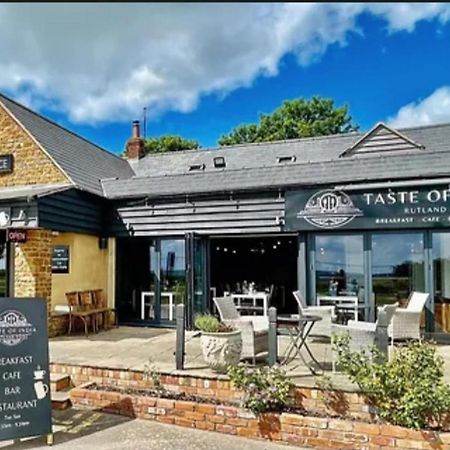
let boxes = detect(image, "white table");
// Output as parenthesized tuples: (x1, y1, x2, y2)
(141, 291, 175, 321)
(231, 293, 269, 316)
(317, 295, 368, 321)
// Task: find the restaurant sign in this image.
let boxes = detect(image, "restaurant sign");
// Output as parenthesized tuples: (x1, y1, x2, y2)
(285, 185, 450, 231)
(0, 298, 52, 441)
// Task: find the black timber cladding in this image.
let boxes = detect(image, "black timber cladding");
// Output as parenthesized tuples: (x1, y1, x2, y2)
(110, 194, 285, 236)
(38, 188, 107, 235)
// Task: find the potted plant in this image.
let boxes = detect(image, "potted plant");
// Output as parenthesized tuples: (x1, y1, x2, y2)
(194, 314, 242, 373)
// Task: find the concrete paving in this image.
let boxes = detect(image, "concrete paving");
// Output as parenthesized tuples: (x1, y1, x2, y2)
(49, 326, 450, 389)
(0, 409, 297, 450)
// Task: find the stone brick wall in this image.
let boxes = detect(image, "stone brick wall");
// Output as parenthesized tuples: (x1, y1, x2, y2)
(71, 382, 450, 450)
(0, 104, 68, 187)
(14, 229, 53, 316)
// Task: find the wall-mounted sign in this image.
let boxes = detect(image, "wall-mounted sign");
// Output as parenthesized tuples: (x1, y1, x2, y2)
(0, 154, 13, 174)
(52, 245, 69, 273)
(285, 184, 450, 231)
(0, 298, 52, 441)
(6, 228, 27, 243)
(0, 207, 11, 228)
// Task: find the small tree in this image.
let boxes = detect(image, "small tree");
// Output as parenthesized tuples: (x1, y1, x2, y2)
(144, 135, 200, 154)
(219, 97, 358, 146)
(333, 335, 450, 429)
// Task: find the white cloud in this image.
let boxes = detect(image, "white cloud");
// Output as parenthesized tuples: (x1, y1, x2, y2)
(388, 87, 450, 128)
(0, 3, 448, 124)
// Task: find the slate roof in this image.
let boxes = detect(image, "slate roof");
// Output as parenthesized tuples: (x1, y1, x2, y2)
(0, 183, 72, 201)
(0, 93, 134, 196)
(103, 122, 450, 200)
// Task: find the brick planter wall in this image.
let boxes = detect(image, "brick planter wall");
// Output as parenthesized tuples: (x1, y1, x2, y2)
(71, 382, 450, 450)
(51, 363, 373, 422)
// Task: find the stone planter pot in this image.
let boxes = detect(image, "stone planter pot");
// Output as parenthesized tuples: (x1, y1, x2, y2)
(200, 330, 242, 373)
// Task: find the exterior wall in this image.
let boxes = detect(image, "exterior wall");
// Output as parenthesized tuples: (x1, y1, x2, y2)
(0, 104, 68, 187)
(51, 232, 109, 307)
(14, 228, 52, 315)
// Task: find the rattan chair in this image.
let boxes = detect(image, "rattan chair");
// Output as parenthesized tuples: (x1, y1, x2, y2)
(213, 296, 268, 365)
(331, 303, 398, 371)
(388, 292, 429, 344)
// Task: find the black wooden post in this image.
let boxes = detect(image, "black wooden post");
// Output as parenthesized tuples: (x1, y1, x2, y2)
(268, 306, 278, 366)
(175, 304, 185, 370)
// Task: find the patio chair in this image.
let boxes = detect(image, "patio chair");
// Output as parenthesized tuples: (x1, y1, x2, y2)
(292, 291, 337, 339)
(213, 296, 268, 365)
(331, 303, 398, 372)
(388, 292, 429, 344)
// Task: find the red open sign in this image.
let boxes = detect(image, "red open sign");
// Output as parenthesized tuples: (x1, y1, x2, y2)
(7, 228, 27, 243)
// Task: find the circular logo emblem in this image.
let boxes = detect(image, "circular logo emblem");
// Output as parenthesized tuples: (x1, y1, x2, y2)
(0, 310, 36, 346)
(297, 189, 363, 229)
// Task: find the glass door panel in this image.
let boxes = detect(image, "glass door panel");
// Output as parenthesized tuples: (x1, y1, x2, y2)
(193, 237, 206, 315)
(147, 243, 159, 321)
(372, 233, 425, 308)
(315, 235, 364, 298)
(432, 233, 450, 334)
(160, 240, 186, 322)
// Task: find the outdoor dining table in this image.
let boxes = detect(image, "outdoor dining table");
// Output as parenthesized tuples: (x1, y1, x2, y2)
(276, 314, 324, 375)
(317, 295, 370, 322)
(230, 292, 269, 316)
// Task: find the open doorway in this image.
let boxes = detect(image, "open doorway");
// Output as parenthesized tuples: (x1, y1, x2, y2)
(210, 235, 298, 314)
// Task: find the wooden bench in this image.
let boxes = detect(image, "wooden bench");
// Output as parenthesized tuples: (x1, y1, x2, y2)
(65, 290, 117, 335)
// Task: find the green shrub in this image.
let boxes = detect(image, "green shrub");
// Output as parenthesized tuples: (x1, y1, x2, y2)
(228, 365, 294, 414)
(333, 334, 450, 429)
(194, 314, 220, 332)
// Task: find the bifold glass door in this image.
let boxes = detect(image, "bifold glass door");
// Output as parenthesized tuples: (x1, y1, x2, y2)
(432, 233, 450, 335)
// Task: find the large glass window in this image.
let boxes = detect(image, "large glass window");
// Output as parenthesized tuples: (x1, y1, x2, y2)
(315, 235, 364, 298)
(372, 233, 425, 307)
(432, 233, 450, 334)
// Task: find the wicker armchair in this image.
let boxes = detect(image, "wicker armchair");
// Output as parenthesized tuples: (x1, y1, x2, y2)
(331, 303, 398, 371)
(213, 297, 268, 364)
(388, 292, 429, 344)
(292, 290, 336, 338)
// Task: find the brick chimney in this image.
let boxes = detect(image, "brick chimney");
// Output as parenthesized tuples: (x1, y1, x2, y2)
(125, 120, 145, 159)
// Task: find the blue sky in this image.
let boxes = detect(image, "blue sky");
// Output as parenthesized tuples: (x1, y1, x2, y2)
(1, 4, 450, 153)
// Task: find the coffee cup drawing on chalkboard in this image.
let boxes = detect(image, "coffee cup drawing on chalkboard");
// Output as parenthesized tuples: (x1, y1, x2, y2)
(34, 366, 49, 400)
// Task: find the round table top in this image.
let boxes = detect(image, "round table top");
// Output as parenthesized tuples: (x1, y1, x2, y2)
(276, 314, 322, 326)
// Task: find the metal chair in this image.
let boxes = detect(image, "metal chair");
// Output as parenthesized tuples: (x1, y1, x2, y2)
(292, 290, 336, 338)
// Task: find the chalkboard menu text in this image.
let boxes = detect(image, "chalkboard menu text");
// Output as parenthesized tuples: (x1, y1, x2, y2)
(52, 245, 70, 274)
(0, 298, 52, 441)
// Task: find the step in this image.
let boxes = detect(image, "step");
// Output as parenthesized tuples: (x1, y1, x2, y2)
(50, 373, 71, 392)
(51, 390, 71, 411)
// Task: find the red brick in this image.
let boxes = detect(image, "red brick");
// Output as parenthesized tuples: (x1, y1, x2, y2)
(237, 428, 260, 439)
(215, 424, 237, 435)
(226, 418, 248, 427)
(184, 411, 205, 422)
(353, 422, 380, 435)
(302, 416, 328, 429)
(216, 406, 237, 417)
(156, 416, 174, 425)
(195, 404, 216, 415)
(206, 414, 226, 424)
(157, 399, 174, 409)
(305, 436, 332, 449)
(318, 429, 347, 441)
(174, 401, 195, 411)
(328, 419, 353, 431)
(380, 424, 408, 438)
(195, 421, 208, 430)
(370, 435, 395, 446)
(174, 417, 195, 428)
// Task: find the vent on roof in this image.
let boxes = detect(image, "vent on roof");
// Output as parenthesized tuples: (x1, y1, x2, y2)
(341, 122, 424, 157)
(277, 156, 296, 164)
(188, 163, 206, 172)
(213, 156, 226, 168)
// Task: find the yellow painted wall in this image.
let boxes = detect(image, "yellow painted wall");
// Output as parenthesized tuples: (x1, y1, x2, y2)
(51, 232, 109, 307)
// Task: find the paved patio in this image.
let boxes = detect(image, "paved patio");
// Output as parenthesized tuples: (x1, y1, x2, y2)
(49, 326, 450, 389)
